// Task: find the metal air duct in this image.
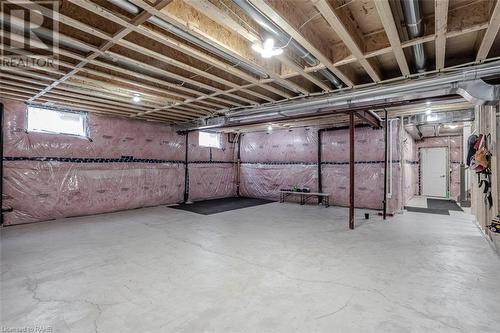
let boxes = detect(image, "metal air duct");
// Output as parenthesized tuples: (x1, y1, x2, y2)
(182, 60, 500, 130)
(108, 0, 273, 81)
(400, 0, 426, 72)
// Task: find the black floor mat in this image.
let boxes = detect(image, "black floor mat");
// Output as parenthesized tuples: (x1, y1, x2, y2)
(427, 199, 463, 212)
(171, 197, 274, 215)
(404, 206, 450, 215)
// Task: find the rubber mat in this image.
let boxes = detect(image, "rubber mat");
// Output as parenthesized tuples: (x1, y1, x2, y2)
(404, 206, 450, 215)
(171, 197, 274, 215)
(427, 199, 463, 211)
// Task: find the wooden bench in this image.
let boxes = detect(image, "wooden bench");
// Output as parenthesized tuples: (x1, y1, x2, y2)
(279, 190, 330, 207)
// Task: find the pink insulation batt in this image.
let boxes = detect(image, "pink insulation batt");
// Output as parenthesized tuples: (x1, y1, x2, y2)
(3, 161, 184, 224)
(402, 129, 418, 205)
(188, 163, 236, 201)
(186, 131, 237, 201)
(1, 98, 237, 225)
(239, 121, 402, 212)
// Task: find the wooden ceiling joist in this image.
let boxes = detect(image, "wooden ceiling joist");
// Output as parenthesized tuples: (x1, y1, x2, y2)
(435, 0, 449, 70)
(18, 16, 254, 108)
(26, 0, 175, 103)
(69, 0, 295, 99)
(10, 33, 233, 111)
(2, 75, 168, 112)
(125, 0, 309, 95)
(2, 46, 214, 116)
(183, 0, 330, 91)
(17, 1, 262, 117)
(313, 0, 381, 82)
(2, 74, 196, 120)
(1, 0, 498, 125)
(247, 0, 354, 87)
(373, 0, 411, 76)
(0, 89, 177, 123)
(3, 65, 207, 115)
(476, 0, 500, 62)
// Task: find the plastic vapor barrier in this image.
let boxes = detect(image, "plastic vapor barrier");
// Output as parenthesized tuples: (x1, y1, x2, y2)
(1, 98, 235, 225)
(240, 164, 317, 200)
(188, 163, 236, 201)
(402, 129, 418, 205)
(3, 161, 184, 224)
(186, 131, 237, 201)
(241, 127, 318, 162)
(239, 122, 402, 212)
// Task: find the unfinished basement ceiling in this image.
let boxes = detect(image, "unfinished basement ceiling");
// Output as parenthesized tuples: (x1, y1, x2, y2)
(1, 0, 499, 124)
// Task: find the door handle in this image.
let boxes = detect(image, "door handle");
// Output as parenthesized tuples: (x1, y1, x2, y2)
(440, 175, 446, 178)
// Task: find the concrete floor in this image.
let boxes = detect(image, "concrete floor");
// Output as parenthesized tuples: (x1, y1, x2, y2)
(1, 203, 500, 332)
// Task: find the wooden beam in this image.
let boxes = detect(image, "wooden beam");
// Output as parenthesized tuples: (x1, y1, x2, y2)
(5, 71, 187, 111)
(0, 92, 175, 123)
(2, 43, 216, 113)
(313, 0, 381, 82)
(355, 110, 382, 128)
(183, 0, 329, 91)
(476, 0, 500, 62)
(435, 0, 449, 70)
(374, 0, 411, 76)
(247, 0, 353, 87)
(7, 28, 237, 110)
(28, 1, 288, 108)
(27, 0, 174, 103)
(124, 0, 308, 95)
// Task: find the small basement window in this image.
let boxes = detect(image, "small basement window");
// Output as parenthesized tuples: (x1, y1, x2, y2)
(199, 131, 222, 149)
(27, 106, 88, 137)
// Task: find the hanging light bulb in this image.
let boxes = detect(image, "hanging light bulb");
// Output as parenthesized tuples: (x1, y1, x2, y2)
(132, 94, 141, 103)
(252, 38, 283, 58)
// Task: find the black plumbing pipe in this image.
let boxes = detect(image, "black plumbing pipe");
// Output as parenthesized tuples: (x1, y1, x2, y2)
(0, 103, 3, 226)
(236, 134, 242, 197)
(183, 132, 189, 203)
(383, 109, 388, 220)
(349, 113, 355, 230)
(317, 129, 323, 195)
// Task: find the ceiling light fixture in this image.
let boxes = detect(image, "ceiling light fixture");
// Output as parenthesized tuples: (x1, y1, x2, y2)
(132, 94, 141, 103)
(267, 124, 273, 131)
(252, 38, 283, 58)
(425, 108, 432, 115)
(446, 124, 458, 129)
(427, 114, 438, 122)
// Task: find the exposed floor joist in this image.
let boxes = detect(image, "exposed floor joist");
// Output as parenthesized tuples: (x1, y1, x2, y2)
(435, 0, 449, 70)
(476, 0, 500, 62)
(0, 0, 498, 125)
(313, 0, 381, 82)
(373, 0, 411, 76)
(247, 0, 354, 87)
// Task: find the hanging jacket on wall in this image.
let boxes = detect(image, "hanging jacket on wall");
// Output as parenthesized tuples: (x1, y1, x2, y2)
(472, 134, 493, 209)
(466, 134, 478, 166)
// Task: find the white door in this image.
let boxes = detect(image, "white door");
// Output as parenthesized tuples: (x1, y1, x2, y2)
(421, 147, 448, 197)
